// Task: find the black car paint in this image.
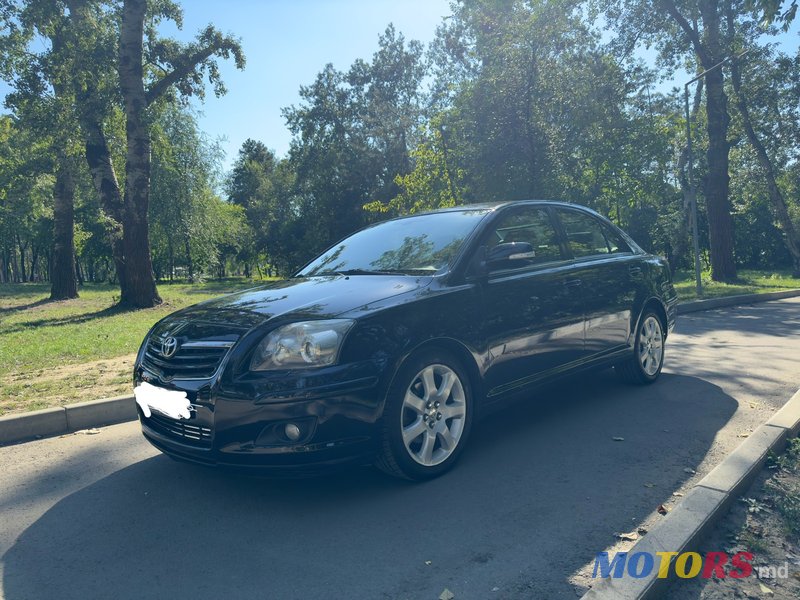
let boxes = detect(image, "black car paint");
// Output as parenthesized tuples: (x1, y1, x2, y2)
(134, 201, 678, 472)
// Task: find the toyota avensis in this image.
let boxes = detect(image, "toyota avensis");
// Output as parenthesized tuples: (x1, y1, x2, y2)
(134, 201, 677, 479)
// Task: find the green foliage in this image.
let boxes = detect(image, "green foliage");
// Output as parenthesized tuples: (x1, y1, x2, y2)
(752, 0, 798, 29)
(281, 25, 426, 269)
(149, 105, 244, 281)
(2, 0, 800, 288)
(0, 115, 54, 280)
(364, 119, 466, 216)
(226, 139, 298, 275)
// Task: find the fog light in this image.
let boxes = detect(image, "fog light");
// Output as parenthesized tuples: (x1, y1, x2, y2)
(284, 423, 301, 441)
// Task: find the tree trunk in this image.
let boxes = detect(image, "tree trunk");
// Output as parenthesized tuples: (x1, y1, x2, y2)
(83, 120, 129, 297)
(119, 0, 161, 307)
(50, 154, 79, 300)
(30, 245, 39, 281)
(184, 238, 194, 282)
(75, 256, 85, 285)
(68, 0, 129, 299)
(698, 0, 736, 282)
(11, 245, 19, 282)
(16, 235, 28, 282)
(702, 62, 737, 282)
(168, 238, 174, 282)
(662, 0, 737, 281)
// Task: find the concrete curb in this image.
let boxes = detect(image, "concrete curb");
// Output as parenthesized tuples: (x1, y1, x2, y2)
(0, 395, 136, 446)
(677, 288, 800, 314)
(581, 387, 800, 600)
(1, 289, 798, 447)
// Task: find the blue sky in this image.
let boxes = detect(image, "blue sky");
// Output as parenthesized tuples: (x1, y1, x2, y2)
(158, 0, 453, 168)
(1, 1, 797, 172)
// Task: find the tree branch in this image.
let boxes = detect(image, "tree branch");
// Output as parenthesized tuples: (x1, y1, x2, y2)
(145, 44, 218, 106)
(658, 0, 712, 65)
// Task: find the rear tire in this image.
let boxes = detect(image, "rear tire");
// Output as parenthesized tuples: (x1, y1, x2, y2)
(616, 310, 665, 385)
(375, 349, 473, 480)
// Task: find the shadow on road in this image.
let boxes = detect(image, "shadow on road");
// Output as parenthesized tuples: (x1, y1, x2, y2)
(2, 372, 737, 600)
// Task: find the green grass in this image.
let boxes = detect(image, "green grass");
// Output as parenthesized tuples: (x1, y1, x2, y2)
(672, 268, 800, 302)
(0, 279, 269, 415)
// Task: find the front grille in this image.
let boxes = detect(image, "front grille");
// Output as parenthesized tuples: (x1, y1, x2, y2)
(140, 319, 245, 380)
(146, 411, 213, 447)
(143, 340, 229, 379)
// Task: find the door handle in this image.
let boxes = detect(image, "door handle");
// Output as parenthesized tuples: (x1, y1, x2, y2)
(564, 279, 582, 288)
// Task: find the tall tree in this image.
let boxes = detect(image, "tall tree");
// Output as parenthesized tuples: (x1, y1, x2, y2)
(64, 0, 128, 296)
(724, 7, 800, 276)
(3, 0, 245, 305)
(116, 0, 244, 306)
(0, 0, 84, 297)
(119, 0, 158, 305)
(672, 0, 737, 281)
(599, 0, 738, 281)
(428, 0, 674, 223)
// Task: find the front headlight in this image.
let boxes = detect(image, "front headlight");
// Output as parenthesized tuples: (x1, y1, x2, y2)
(249, 319, 355, 371)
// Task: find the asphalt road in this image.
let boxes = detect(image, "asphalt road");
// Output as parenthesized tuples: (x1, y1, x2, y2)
(1, 298, 799, 600)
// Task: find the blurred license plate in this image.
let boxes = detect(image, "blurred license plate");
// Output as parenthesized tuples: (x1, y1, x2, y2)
(134, 382, 191, 420)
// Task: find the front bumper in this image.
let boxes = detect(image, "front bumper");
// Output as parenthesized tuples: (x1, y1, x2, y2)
(136, 361, 387, 473)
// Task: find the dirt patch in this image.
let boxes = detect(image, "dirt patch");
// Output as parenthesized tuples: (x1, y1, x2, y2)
(0, 354, 136, 415)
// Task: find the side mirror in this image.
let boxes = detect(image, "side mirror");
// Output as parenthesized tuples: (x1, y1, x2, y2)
(486, 242, 536, 268)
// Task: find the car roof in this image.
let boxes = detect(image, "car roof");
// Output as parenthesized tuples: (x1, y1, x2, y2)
(417, 199, 597, 215)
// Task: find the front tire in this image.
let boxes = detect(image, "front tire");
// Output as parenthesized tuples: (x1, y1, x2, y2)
(375, 349, 473, 480)
(616, 310, 665, 385)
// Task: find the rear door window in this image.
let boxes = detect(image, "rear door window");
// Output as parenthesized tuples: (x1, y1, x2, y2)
(557, 209, 615, 259)
(601, 225, 633, 254)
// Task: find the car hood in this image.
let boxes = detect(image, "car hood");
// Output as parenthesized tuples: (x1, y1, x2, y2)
(165, 275, 433, 330)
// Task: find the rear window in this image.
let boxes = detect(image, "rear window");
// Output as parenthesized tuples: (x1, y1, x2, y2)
(557, 209, 630, 258)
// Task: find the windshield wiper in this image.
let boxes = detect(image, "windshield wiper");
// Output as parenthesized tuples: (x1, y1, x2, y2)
(306, 268, 438, 277)
(331, 269, 398, 276)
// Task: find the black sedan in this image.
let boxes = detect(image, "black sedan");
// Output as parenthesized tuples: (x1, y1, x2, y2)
(133, 201, 677, 479)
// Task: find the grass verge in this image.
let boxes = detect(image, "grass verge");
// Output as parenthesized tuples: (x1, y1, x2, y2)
(0, 279, 267, 415)
(672, 268, 800, 302)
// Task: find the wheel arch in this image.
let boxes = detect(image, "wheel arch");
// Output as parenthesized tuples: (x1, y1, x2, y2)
(380, 337, 485, 413)
(633, 296, 669, 343)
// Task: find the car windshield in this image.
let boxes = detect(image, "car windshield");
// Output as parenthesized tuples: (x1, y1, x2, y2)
(298, 209, 490, 277)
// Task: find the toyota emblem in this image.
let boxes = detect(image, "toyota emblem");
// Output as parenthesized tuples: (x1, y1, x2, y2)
(161, 336, 178, 358)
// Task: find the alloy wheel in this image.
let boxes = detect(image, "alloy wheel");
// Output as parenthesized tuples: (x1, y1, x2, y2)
(400, 364, 467, 467)
(639, 316, 664, 376)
